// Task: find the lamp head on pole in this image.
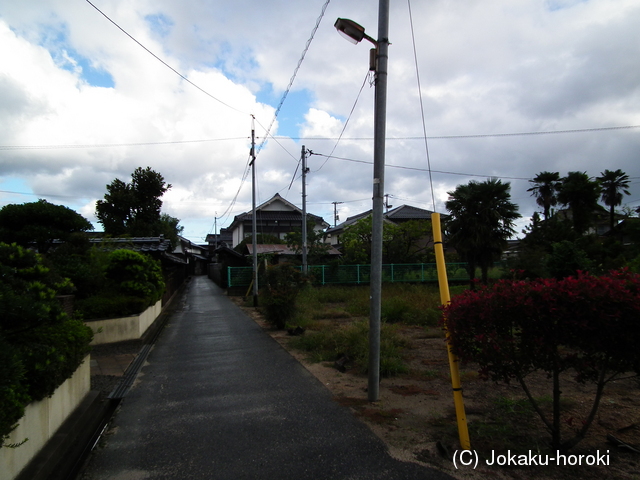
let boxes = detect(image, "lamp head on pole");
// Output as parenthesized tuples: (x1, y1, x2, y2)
(334, 18, 377, 46)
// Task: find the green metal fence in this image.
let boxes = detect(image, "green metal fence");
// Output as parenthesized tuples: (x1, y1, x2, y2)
(227, 263, 471, 287)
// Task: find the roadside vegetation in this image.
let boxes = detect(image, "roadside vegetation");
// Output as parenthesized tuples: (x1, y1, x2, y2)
(0, 166, 179, 450)
(259, 279, 460, 377)
(0, 243, 93, 448)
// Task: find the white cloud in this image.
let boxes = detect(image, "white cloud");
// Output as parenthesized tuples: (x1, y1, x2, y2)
(0, 0, 638, 243)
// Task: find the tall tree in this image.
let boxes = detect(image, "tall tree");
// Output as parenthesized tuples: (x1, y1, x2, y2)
(96, 167, 177, 237)
(556, 171, 600, 235)
(339, 217, 433, 264)
(597, 169, 630, 232)
(527, 171, 561, 220)
(0, 200, 93, 253)
(284, 218, 331, 265)
(445, 178, 520, 286)
(383, 219, 433, 264)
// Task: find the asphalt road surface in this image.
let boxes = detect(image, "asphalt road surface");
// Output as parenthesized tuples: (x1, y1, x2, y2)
(80, 276, 454, 480)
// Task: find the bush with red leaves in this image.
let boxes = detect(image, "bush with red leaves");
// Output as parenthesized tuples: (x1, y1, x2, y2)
(444, 270, 640, 452)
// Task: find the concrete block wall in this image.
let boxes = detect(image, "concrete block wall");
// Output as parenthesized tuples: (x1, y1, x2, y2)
(1, 357, 91, 480)
(87, 300, 162, 345)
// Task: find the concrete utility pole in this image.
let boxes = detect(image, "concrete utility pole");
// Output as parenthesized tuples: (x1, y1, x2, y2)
(368, 0, 390, 402)
(250, 119, 258, 307)
(332, 201, 343, 227)
(301, 145, 309, 275)
(334, 0, 389, 402)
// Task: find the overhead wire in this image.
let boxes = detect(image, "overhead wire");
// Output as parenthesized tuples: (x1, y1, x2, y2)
(209, 155, 253, 232)
(285, 68, 371, 197)
(312, 70, 373, 173)
(85, 0, 331, 235)
(4, 124, 638, 151)
(255, 0, 331, 155)
(0, 138, 249, 151)
(84, 0, 247, 115)
(310, 152, 532, 181)
(407, 0, 436, 211)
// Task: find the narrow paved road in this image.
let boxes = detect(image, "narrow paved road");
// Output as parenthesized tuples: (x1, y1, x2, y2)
(81, 276, 454, 479)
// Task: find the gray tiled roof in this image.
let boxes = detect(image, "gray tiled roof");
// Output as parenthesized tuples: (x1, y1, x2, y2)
(385, 205, 435, 220)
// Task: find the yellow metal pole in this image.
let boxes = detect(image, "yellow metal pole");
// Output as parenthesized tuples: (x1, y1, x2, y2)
(431, 213, 471, 450)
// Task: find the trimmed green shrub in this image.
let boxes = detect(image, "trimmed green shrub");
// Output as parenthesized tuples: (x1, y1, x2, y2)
(75, 295, 148, 319)
(0, 334, 29, 447)
(105, 249, 165, 304)
(75, 249, 165, 319)
(0, 243, 93, 447)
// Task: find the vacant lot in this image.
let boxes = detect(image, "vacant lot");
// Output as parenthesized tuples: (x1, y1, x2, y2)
(233, 284, 640, 480)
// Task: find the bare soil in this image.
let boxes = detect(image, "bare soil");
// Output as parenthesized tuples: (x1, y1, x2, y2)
(232, 298, 640, 480)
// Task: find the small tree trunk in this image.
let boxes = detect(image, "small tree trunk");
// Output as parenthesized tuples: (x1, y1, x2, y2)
(552, 354, 562, 451)
(467, 260, 477, 290)
(561, 366, 609, 452)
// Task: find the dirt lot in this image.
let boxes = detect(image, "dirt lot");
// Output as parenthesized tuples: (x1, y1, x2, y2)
(233, 298, 640, 480)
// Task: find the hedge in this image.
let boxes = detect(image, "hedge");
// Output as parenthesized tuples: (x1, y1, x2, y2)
(0, 243, 93, 448)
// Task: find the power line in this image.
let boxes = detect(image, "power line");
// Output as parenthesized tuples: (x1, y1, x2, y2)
(311, 152, 532, 180)
(280, 124, 640, 140)
(313, 70, 373, 173)
(255, 0, 331, 154)
(3, 124, 638, 151)
(85, 0, 247, 115)
(0, 137, 249, 151)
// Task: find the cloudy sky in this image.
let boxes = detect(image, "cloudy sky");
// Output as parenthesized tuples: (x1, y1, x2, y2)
(1, 0, 639, 243)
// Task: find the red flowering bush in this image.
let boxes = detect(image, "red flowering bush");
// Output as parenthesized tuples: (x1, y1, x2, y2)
(444, 270, 640, 452)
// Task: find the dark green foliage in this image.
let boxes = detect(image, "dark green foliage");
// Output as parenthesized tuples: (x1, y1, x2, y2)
(74, 295, 148, 320)
(556, 171, 601, 235)
(547, 240, 593, 279)
(284, 219, 331, 265)
(597, 169, 631, 233)
(260, 264, 306, 329)
(47, 239, 109, 299)
(380, 297, 412, 323)
(445, 178, 520, 286)
(383, 219, 434, 264)
(0, 243, 93, 448)
(16, 316, 93, 402)
(105, 249, 165, 303)
(0, 334, 29, 446)
(339, 217, 434, 265)
(527, 171, 561, 220)
(95, 167, 181, 239)
(0, 200, 93, 254)
(75, 249, 165, 319)
(290, 321, 408, 377)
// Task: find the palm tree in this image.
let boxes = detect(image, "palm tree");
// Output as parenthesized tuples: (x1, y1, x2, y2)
(527, 171, 561, 220)
(557, 172, 600, 235)
(597, 169, 630, 232)
(445, 178, 521, 286)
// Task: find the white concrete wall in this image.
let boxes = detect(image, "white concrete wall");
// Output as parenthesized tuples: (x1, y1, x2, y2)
(87, 300, 162, 345)
(1, 356, 90, 480)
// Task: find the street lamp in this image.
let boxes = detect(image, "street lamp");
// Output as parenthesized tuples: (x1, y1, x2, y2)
(335, 2, 389, 403)
(334, 18, 377, 46)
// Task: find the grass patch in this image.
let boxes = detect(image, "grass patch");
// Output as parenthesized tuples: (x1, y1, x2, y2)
(288, 283, 466, 376)
(289, 320, 408, 377)
(381, 284, 445, 326)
